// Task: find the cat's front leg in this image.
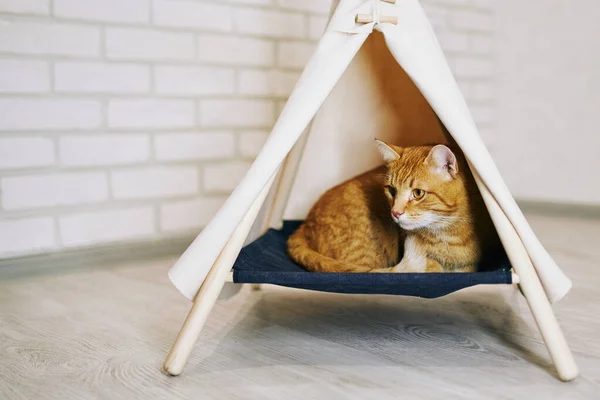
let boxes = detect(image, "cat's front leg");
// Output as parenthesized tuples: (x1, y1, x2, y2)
(392, 237, 427, 272)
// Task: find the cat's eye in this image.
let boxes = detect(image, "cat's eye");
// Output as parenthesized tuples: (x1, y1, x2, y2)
(385, 185, 397, 197)
(412, 189, 426, 200)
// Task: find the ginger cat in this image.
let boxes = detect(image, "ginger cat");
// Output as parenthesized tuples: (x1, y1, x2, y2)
(287, 140, 500, 273)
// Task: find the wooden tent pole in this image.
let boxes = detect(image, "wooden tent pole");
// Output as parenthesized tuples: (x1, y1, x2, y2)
(266, 125, 312, 230)
(163, 171, 279, 376)
(472, 170, 578, 381)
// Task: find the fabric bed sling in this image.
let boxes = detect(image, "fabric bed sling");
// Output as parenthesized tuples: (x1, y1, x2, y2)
(232, 221, 512, 297)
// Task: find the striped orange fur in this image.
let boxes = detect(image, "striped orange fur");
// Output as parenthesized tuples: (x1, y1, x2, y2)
(287, 140, 500, 273)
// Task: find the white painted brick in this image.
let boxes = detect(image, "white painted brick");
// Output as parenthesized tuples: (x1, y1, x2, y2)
(2, 172, 108, 210)
(0, 20, 100, 57)
(470, 82, 493, 101)
(234, 8, 304, 38)
(277, 41, 315, 68)
(160, 197, 225, 232)
(439, 32, 469, 53)
(59, 135, 150, 166)
(470, 105, 493, 125)
(54, 0, 149, 23)
(457, 80, 471, 99)
(0, 59, 49, 93)
(452, 57, 493, 78)
(470, 34, 492, 54)
(106, 28, 195, 61)
(0, 0, 49, 14)
(239, 130, 268, 158)
(108, 99, 195, 129)
(153, 0, 232, 31)
(238, 69, 270, 96)
(277, 0, 331, 14)
(55, 62, 150, 94)
(451, 10, 492, 32)
(197, 34, 274, 66)
(470, 0, 492, 8)
(154, 65, 234, 96)
(0, 217, 55, 257)
(229, 0, 273, 4)
(155, 132, 235, 161)
(0, 138, 54, 169)
(203, 161, 250, 192)
(200, 99, 274, 128)
(0, 99, 102, 131)
(59, 207, 154, 247)
(431, 0, 470, 4)
(111, 166, 198, 199)
(272, 70, 300, 96)
(238, 69, 299, 97)
(308, 15, 328, 40)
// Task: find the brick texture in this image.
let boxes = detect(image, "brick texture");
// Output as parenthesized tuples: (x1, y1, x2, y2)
(59, 207, 155, 247)
(0, 217, 55, 258)
(110, 166, 199, 199)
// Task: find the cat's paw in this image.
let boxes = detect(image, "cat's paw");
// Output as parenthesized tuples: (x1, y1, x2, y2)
(390, 263, 411, 273)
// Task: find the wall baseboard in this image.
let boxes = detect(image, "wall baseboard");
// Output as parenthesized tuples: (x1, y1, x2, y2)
(0, 235, 195, 280)
(517, 200, 600, 220)
(1, 200, 599, 279)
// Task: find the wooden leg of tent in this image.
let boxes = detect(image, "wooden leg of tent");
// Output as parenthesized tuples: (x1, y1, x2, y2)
(163, 173, 278, 376)
(475, 176, 579, 382)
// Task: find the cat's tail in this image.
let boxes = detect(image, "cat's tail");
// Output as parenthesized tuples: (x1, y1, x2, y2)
(287, 225, 380, 273)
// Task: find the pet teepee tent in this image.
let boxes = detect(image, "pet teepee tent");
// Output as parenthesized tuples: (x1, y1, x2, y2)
(163, 0, 578, 381)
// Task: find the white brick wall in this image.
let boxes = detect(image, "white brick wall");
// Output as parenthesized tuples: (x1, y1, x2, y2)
(160, 197, 226, 233)
(55, 61, 150, 94)
(203, 162, 251, 192)
(108, 99, 195, 128)
(154, 65, 235, 96)
(200, 99, 275, 128)
(54, 0, 150, 24)
(0, 99, 102, 130)
(0, 59, 50, 93)
(0, 20, 100, 57)
(0, 0, 50, 15)
(196, 34, 274, 66)
(155, 132, 235, 161)
(233, 8, 305, 38)
(0, 137, 54, 168)
(105, 28, 195, 61)
(59, 207, 154, 247)
(153, 0, 232, 31)
(0, 217, 55, 256)
(110, 166, 198, 199)
(2, 172, 108, 210)
(59, 135, 150, 166)
(0, 0, 495, 258)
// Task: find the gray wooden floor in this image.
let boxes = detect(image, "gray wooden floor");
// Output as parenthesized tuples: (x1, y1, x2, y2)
(1, 213, 599, 399)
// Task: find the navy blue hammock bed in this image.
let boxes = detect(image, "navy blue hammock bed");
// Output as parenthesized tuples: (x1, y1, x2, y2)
(232, 221, 513, 298)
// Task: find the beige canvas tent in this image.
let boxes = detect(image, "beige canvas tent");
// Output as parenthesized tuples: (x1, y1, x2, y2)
(162, 0, 578, 381)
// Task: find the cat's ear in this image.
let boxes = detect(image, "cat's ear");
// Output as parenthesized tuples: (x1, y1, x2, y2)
(425, 145, 458, 179)
(375, 139, 402, 163)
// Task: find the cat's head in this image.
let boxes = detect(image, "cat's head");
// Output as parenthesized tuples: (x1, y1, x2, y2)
(375, 139, 465, 231)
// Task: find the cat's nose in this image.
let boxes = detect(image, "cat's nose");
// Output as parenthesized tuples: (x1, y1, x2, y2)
(391, 210, 404, 219)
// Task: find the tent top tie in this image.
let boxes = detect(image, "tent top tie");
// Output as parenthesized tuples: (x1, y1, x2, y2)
(356, 0, 398, 25)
